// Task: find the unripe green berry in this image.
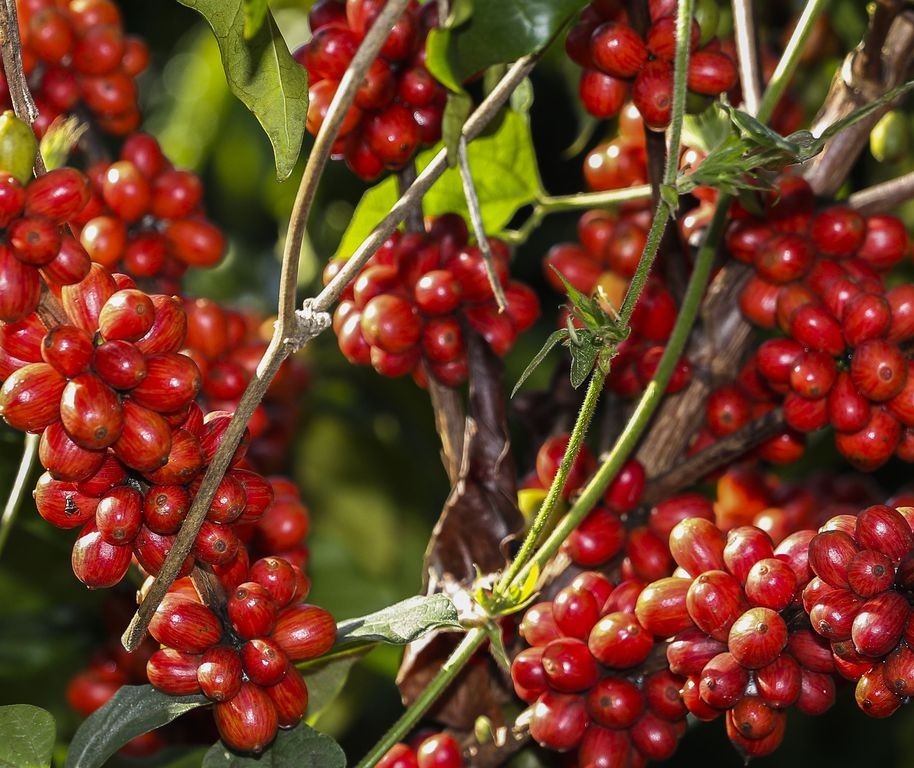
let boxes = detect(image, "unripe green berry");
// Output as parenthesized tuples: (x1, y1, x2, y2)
(0, 111, 38, 184)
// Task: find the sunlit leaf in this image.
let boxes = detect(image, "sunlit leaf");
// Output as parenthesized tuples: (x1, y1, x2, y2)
(177, 0, 308, 179)
(0, 704, 55, 768)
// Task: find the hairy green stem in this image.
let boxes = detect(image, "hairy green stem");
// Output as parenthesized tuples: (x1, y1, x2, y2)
(663, 0, 694, 185)
(0, 433, 38, 561)
(354, 628, 486, 768)
(514, 198, 730, 586)
(756, 0, 829, 123)
(618, 0, 693, 325)
(496, 366, 607, 593)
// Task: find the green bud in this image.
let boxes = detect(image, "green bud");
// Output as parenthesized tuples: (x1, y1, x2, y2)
(0, 111, 38, 184)
(870, 110, 909, 164)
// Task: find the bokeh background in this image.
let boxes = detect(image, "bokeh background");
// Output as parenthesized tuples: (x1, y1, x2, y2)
(3, 1, 914, 765)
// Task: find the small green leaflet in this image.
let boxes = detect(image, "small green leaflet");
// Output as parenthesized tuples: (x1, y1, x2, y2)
(0, 704, 55, 768)
(512, 269, 628, 395)
(177, 0, 308, 180)
(333, 593, 461, 649)
(678, 81, 914, 194)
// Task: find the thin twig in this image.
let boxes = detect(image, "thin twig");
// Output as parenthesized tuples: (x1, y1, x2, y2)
(0, 0, 36, 123)
(313, 54, 539, 315)
(121, 0, 411, 652)
(732, 0, 763, 115)
(0, 433, 38, 561)
(641, 408, 785, 505)
(848, 170, 914, 213)
(457, 136, 507, 312)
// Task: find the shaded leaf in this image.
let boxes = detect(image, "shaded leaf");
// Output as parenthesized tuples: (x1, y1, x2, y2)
(335, 594, 460, 649)
(335, 112, 540, 258)
(65, 686, 208, 768)
(299, 651, 367, 721)
(512, 329, 568, 397)
(569, 338, 598, 389)
(243, 0, 269, 39)
(201, 723, 344, 767)
(426, 0, 587, 92)
(0, 704, 55, 768)
(176, 0, 308, 180)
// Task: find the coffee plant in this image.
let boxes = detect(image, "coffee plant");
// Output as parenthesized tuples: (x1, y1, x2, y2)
(4, 0, 914, 766)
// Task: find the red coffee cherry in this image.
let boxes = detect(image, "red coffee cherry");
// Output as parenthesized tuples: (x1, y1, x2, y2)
(699, 651, 749, 709)
(240, 637, 290, 687)
(541, 637, 599, 692)
(271, 603, 337, 662)
(265, 666, 309, 728)
(529, 691, 589, 752)
(197, 645, 243, 702)
(810, 207, 867, 258)
(146, 648, 203, 696)
(585, 675, 644, 729)
(587, 611, 654, 668)
(149, 594, 224, 653)
(71, 518, 132, 588)
(590, 22, 647, 78)
(213, 681, 279, 754)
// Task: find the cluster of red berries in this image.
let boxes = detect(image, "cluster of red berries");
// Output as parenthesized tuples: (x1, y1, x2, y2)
(328, 214, 539, 386)
(511, 570, 688, 763)
(181, 298, 310, 473)
(581, 105, 649, 197)
(377, 732, 464, 768)
(0, 164, 93, 322)
(146, 560, 335, 753)
(73, 133, 225, 292)
(635, 518, 834, 759)
(544, 209, 692, 399)
(296, 0, 444, 180)
(729, 176, 914, 470)
(806, 504, 914, 718)
(8, 0, 147, 136)
(567, 0, 736, 128)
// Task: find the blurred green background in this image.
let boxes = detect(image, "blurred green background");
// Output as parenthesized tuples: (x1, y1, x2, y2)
(4, 0, 914, 766)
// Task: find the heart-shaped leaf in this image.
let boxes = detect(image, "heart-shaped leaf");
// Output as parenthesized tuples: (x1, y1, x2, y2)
(201, 722, 345, 767)
(0, 704, 55, 768)
(177, 0, 308, 180)
(65, 686, 209, 768)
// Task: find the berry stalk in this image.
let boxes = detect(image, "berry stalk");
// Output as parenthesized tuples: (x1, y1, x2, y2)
(0, 432, 37, 560)
(354, 626, 486, 768)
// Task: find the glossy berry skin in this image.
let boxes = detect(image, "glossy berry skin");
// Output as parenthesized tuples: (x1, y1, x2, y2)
(228, 582, 278, 639)
(728, 607, 788, 669)
(591, 22, 648, 78)
(213, 681, 279, 754)
(585, 675, 644, 729)
(149, 594, 223, 653)
(587, 611, 653, 668)
(240, 637, 290, 687)
(197, 646, 243, 702)
(529, 691, 589, 752)
(632, 59, 673, 129)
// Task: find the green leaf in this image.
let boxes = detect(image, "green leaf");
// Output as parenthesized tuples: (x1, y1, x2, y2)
(65, 686, 208, 768)
(442, 92, 472, 168)
(201, 723, 345, 768)
(549, 267, 603, 329)
(176, 0, 308, 180)
(298, 651, 366, 721)
(0, 704, 55, 768)
(335, 112, 540, 258)
(569, 337, 598, 389)
(510, 77, 535, 115)
(511, 328, 568, 397)
(426, 0, 587, 92)
(243, 0, 269, 39)
(334, 594, 460, 649)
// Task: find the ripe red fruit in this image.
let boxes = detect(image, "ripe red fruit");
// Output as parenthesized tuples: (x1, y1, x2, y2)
(213, 681, 279, 753)
(265, 666, 309, 728)
(71, 518, 132, 588)
(755, 653, 802, 708)
(699, 651, 749, 709)
(147, 648, 203, 696)
(25, 167, 90, 222)
(149, 594, 224, 653)
(851, 590, 908, 658)
(565, 506, 625, 566)
(60, 373, 123, 450)
(727, 607, 788, 668)
(197, 645, 243, 702)
(723, 526, 775, 583)
(754, 233, 814, 284)
(847, 549, 895, 597)
(834, 407, 901, 471)
(745, 558, 797, 611)
(667, 627, 728, 676)
(520, 602, 562, 647)
(828, 371, 871, 433)
(590, 22, 647, 77)
(810, 207, 866, 258)
(416, 733, 462, 768)
(855, 666, 902, 718)
(585, 675, 644, 729)
(271, 603, 336, 662)
(634, 577, 692, 637)
(808, 588, 863, 641)
(541, 637, 599, 692)
(529, 691, 589, 752)
(112, 399, 172, 472)
(669, 516, 726, 575)
(850, 339, 907, 401)
(632, 59, 674, 129)
(95, 485, 143, 545)
(855, 505, 914, 562)
(0, 362, 66, 432)
(686, 570, 745, 641)
(687, 50, 737, 94)
(552, 586, 600, 640)
(587, 611, 654, 668)
(883, 643, 914, 696)
(241, 637, 289, 687)
(809, 529, 858, 589)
